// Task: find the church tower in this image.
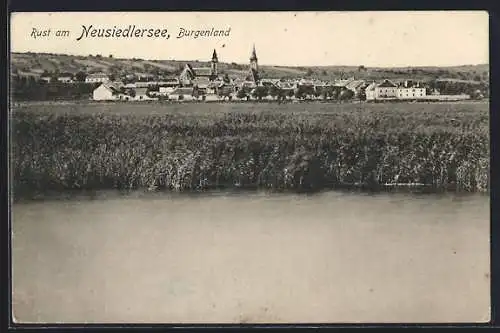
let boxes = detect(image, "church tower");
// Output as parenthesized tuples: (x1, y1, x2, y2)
(249, 44, 258, 72)
(211, 49, 218, 77)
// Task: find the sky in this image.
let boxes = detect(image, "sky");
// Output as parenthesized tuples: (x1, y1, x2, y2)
(10, 11, 489, 67)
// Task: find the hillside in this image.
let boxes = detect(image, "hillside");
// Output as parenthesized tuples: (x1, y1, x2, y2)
(11, 52, 489, 83)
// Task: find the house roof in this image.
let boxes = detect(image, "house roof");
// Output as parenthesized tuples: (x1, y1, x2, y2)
(261, 78, 278, 83)
(170, 87, 194, 95)
(100, 81, 123, 93)
(192, 67, 213, 77)
(277, 82, 295, 89)
(365, 82, 377, 91)
(162, 77, 180, 83)
(134, 87, 149, 96)
(134, 82, 152, 88)
(397, 81, 424, 88)
(345, 80, 366, 90)
(245, 68, 259, 82)
(377, 79, 397, 88)
(298, 79, 314, 86)
(242, 81, 257, 88)
(194, 76, 211, 86)
(88, 73, 109, 79)
(334, 80, 350, 87)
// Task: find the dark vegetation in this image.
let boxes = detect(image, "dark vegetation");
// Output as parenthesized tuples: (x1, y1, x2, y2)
(11, 76, 100, 101)
(11, 102, 489, 199)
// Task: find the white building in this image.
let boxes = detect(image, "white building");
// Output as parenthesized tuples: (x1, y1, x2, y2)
(365, 79, 398, 100)
(396, 81, 426, 99)
(132, 88, 157, 101)
(345, 80, 366, 98)
(168, 87, 195, 101)
(57, 75, 74, 83)
(365, 82, 377, 101)
(159, 86, 176, 95)
(92, 81, 123, 101)
(86, 73, 110, 84)
(39, 76, 52, 83)
(374, 79, 398, 99)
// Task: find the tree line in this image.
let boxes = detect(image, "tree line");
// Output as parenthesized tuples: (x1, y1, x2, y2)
(11, 76, 99, 101)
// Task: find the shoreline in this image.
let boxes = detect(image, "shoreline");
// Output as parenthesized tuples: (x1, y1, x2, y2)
(12, 184, 490, 204)
(10, 99, 489, 108)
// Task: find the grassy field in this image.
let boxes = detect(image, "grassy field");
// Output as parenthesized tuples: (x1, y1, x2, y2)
(11, 101, 489, 198)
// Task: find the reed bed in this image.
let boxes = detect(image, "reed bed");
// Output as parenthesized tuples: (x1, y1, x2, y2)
(11, 102, 489, 197)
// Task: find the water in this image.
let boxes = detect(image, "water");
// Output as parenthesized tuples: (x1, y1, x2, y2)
(11, 191, 490, 324)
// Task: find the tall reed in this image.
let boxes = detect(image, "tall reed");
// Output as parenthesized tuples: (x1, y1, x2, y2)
(11, 102, 489, 197)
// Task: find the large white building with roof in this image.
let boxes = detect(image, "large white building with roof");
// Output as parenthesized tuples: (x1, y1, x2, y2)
(92, 81, 124, 100)
(365, 79, 398, 100)
(396, 80, 426, 99)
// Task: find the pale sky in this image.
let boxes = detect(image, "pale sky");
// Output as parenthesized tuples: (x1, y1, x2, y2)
(10, 11, 489, 67)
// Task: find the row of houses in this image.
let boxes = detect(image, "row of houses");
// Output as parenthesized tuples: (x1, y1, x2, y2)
(86, 45, 473, 102)
(39, 72, 112, 84)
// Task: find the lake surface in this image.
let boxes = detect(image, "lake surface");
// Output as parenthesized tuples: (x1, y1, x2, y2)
(11, 190, 490, 324)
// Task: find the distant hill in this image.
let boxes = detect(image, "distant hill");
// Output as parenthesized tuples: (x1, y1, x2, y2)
(11, 52, 489, 83)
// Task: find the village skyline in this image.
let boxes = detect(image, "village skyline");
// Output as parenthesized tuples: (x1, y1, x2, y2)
(11, 11, 489, 67)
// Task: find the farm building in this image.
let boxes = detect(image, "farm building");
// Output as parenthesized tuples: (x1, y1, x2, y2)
(215, 83, 235, 99)
(57, 74, 74, 83)
(168, 87, 195, 101)
(93, 81, 124, 101)
(298, 78, 314, 87)
(132, 87, 157, 101)
(160, 77, 180, 87)
(159, 86, 176, 95)
(365, 82, 377, 101)
(39, 75, 52, 83)
(86, 73, 110, 84)
(193, 76, 215, 94)
(344, 80, 366, 98)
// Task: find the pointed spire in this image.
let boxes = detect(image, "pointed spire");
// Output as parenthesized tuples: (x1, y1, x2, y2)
(250, 44, 257, 61)
(212, 49, 218, 62)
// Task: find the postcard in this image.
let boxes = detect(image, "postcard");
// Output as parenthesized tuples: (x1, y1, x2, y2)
(9, 11, 490, 324)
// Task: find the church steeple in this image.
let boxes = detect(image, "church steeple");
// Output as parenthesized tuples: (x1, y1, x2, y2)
(250, 44, 257, 62)
(249, 44, 258, 72)
(211, 49, 218, 77)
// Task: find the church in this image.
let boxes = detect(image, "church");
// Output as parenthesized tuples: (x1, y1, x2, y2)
(178, 45, 260, 89)
(178, 49, 220, 86)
